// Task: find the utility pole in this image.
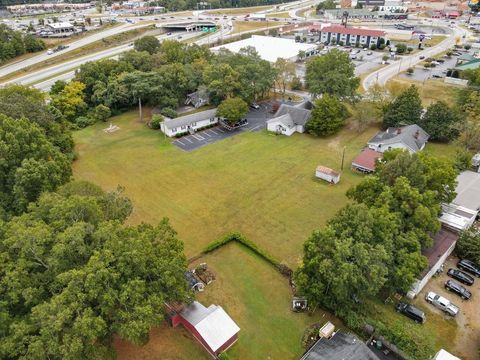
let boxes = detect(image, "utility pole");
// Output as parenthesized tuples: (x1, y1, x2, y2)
(341, 146, 346, 171)
(138, 97, 143, 122)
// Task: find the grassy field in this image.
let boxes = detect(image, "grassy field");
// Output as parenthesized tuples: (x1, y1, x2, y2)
(207, 5, 272, 15)
(114, 243, 343, 359)
(387, 76, 461, 106)
(73, 110, 376, 264)
(232, 20, 285, 34)
(266, 11, 291, 18)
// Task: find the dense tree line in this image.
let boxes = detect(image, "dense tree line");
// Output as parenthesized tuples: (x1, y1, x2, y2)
(59, 40, 277, 127)
(0, 24, 45, 63)
(295, 150, 457, 317)
(0, 181, 190, 359)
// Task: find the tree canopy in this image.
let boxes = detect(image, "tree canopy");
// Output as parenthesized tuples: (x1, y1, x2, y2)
(418, 101, 460, 142)
(217, 97, 248, 124)
(134, 35, 161, 54)
(305, 49, 359, 98)
(383, 85, 422, 128)
(0, 181, 190, 359)
(306, 95, 348, 136)
(0, 23, 45, 63)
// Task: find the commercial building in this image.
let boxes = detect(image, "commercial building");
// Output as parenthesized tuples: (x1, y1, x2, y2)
(323, 9, 379, 20)
(160, 108, 219, 137)
(211, 35, 318, 62)
(45, 22, 76, 37)
(319, 25, 386, 48)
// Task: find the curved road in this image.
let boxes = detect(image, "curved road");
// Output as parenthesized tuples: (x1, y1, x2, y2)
(363, 24, 469, 90)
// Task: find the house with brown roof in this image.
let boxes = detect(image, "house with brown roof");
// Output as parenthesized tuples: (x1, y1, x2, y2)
(351, 148, 383, 173)
(319, 25, 386, 48)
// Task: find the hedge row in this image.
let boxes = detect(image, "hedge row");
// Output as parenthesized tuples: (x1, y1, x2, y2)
(203, 232, 280, 269)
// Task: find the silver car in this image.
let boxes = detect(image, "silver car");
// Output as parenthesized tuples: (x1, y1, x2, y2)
(425, 291, 459, 316)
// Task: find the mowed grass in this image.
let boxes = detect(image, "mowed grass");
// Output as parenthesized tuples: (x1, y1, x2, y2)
(115, 243, 343, 360)
(207, 5, 272, 15)
(73, 111, 375, 264)
(232, 20, 285, 34)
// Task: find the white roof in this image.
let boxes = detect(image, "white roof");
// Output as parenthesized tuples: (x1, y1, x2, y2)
(181, 301, 240, 352)
(48, 22, 74, 29)
(439, 203, 478, 232)
(453, 171, 480, 211)
(433, 349, 461, 360)
(211, 35, 316, 62)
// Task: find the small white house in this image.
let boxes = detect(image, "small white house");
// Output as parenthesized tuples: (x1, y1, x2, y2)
(266, 103, 312, 136)
(160, 108, 218, 137)
(315, 166, 340, 184)
(367, 124, 429, 154)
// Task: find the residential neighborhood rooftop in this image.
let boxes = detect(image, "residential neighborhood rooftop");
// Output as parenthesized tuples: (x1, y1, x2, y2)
(367, 124, 429, 153)
(163, 108, 217, 130)
(272, 103, 312, 126)
(351, 148, 383, 172)
(300, 331, 380, 360)
(452, 170, 480, 211)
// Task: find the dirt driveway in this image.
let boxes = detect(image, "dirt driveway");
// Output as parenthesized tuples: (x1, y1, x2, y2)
(414, 256, 480, 360)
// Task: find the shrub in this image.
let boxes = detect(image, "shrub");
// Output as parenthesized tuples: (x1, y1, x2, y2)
(456, 229, 480, 263)
(396, 43, 407, 54)
(454, 148, 472, 171)
(93, 104, 111, 122)
(150, 114, 164, 129)
(75, 116, 96, 128)
(406, 67, 414, 75)
(290, 76, 303, 90)
(161, 107, 177, 118)
(370, 44, 377, 50)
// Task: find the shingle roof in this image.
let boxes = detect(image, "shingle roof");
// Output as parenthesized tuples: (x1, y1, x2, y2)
(163, 108, 217, 130)
(352, 148, 383, 172)
(273, 104, 311, 126)
(321, 25, 385, 37)
(300, 332, 380, 360)
(181, 301, 240, 352)
(266, 113, 295, 128)
(367, 124, 429, 152)
(316, 166, 340, 177)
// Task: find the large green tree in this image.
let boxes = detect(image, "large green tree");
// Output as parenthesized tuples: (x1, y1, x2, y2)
(0, 182, 190, 359)
(456, 229, 480, 264)
(383, 85, 422, 128)
(0, 115, 71, 214)
(306, 94, 348, 136)
(217, 97, 248, 125)
(134, 35, 160, 55)
(418, 101, 460, 142)
(305, 49, 359, 98)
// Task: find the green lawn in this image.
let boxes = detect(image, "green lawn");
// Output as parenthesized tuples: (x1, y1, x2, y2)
(73, 111, 376, 264)
(115, 243, 343, 360)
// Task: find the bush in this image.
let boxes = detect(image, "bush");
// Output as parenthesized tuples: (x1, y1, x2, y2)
(370, 44, 377, 50)
(456, 229, 480, 263)
(406, 67, 414, 75)
(396, 43, 407, 54)
(454, 148, 472, 171)
(150, 114, 164, 129)
(407, 47, 413, 53)
(160, 107, 177, 118)
(378, 44, 386, 50)
(93, 104, 111, 122)
(290, 76, 303, 90)
(465, 44, 472, 50)
(75, 116, 96, 128)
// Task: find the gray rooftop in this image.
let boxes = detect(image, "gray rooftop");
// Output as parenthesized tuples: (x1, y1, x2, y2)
(301, 332, 380, 360)
(367, 124, 429, 152)
(273, 103, 311, 126)
(452, 171, 480, 211)
(163, 108, 217, 130)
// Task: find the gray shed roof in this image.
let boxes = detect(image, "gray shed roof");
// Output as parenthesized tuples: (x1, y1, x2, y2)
(300, 332, 380, 360)
(452, 170, 480, 211)
(367, 124, 429, 152)
(273, 104, 311, 126)
(163, 108, 217, 130)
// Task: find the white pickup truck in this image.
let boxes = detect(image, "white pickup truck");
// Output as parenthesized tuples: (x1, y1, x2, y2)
(425, 292, 459, 317)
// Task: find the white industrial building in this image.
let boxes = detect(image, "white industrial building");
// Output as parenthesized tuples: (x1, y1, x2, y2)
(211, 35, 318, 62)
(45, 22, 75, 37)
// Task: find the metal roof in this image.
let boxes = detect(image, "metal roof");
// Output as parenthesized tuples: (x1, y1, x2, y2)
(181, 301, 240, 352)
(320, 25, 385, 37)
(453, 170, 480, 211)
(163, 108, 217, 130)
(351, 148, 383, 172)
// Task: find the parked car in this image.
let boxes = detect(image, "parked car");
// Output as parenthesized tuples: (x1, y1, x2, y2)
(46, 49, 54, 55)
(457, 259, 480, 277)
(432, 74, 443, 78)
(250, 102, 260, 109)
(447, 268, 474, 286)
(366, 51, 373, 55)
(419, 55, 425, 59)
(425, 291, 459, 316)
(395, 302, 426, 323)
(445, 280, 471, 300)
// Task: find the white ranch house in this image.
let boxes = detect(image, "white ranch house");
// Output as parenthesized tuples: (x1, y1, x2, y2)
(367, 124, 429, 154)
(160, 108, 218, 137)
(266, 103, 312, 136)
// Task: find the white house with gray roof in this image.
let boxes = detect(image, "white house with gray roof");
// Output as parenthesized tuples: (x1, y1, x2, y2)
(367, 124, 429, 154)
(160, 108, 218, 137)
(266, 103, 312, 136)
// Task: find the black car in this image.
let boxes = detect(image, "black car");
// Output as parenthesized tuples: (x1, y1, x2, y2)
(458, 259, 480, 277)
(395, 302, 426, 324)
(445, 280, 471, 300)
(447, 268, 475, 286)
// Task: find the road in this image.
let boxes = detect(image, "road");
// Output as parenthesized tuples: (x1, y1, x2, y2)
(362, 24, 469, 90)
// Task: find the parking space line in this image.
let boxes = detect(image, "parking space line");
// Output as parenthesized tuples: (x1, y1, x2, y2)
(209, 129, 219, 135)
(249, 125, 261, 131)
(184, 137, 193, 143)
(193, 134, 205, 140)
(174, 139, 186, 146)
(202, 131, 212, 137)
(216, 128, 225, 133)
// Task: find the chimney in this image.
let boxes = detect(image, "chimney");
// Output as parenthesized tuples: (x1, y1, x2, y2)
(396, 128, 402, 134)
(414, 130, 419, 139)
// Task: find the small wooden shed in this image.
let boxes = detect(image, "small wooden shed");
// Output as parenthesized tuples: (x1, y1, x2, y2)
(315, 166, 340, 184)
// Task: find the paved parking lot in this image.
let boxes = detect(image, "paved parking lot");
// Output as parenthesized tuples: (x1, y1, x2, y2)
(398, 52, 467, 82)
(413, 256, 480, 360)
(171, 103, 277, 152)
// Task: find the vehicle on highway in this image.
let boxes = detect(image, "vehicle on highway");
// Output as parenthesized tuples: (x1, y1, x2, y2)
(445, 280, 471, 300)
(47, 49, 54, 55)
(458, 259, 480, 277)
(432, 74, 442, 78)
(167, 32, 172, 35)
(178, 35, 183, 39)
(395, 302, 426, 323)
(425, 291, 459, 316)
(447, 268, 474, 286)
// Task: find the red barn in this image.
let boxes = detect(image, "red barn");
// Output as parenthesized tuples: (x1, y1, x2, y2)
(171, 301, 240, 358)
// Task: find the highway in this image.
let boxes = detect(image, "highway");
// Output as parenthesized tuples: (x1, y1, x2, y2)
(362, 23, 469, 90)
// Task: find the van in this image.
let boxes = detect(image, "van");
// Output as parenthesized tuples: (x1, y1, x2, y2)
(395, 302, 426, 324)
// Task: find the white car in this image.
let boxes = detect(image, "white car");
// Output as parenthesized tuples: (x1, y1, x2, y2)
(47, 49, 54, 55)
(425, 292, 459, 316)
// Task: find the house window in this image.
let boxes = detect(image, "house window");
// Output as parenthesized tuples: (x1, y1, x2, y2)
(181, 125, 186, 130)
(210, 118, 216, 123)
(172, 127, 177, 132)
(191, 122, 197, 126)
